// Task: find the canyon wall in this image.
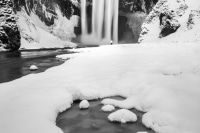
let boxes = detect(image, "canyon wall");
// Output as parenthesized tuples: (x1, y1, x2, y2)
(2, 0, 190, 51)
(13, 0, 79, 50)
(0, 0, 20, 51)
(118, 0, 158, 43)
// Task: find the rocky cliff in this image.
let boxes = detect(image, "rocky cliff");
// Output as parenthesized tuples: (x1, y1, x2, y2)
(0, 0, 20, 51)
(2, 0, 195, 50)
(118, 0, 158, 43)
(139, 0, 200, 43)
(13, 0, 79, 50)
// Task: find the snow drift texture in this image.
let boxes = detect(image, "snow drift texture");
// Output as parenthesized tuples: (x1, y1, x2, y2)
(1, 43, 200, 133)
(139, 0, 200, 43)
(13, 0, 79, 49)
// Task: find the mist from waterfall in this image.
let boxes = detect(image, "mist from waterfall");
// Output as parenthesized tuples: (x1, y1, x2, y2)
(81, 0, 119, 45)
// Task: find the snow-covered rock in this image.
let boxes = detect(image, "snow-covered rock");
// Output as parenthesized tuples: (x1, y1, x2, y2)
(187, 10, 200, 30)
(30, 65, 38, 71)
(79, 100, 90, 109)
(159, 13, 181, 38)
(108, 109, 137, 123)
(139, 0, 200, 43)
(101, 105, 115, 112)
(13, 0, 79, 50)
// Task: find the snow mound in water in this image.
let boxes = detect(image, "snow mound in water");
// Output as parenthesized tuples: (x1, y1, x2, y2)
(30, 65, 38, 71)
(108, 109, 137, 123)
(79, 100, 90, 109)
(101, 105, 115, 112)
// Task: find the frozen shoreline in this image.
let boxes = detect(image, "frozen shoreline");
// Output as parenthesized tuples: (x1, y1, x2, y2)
(0, 43, 200, 133)
(56, 97, 154, 133)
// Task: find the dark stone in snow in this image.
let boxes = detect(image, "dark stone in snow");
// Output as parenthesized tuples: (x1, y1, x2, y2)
(159, 13, 181, 38)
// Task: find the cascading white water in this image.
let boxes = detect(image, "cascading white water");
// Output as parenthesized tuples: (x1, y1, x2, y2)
(81, 0, 119, 44)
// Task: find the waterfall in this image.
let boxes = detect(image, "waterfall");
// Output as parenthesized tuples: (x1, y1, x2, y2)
(81, 0, 119, 45)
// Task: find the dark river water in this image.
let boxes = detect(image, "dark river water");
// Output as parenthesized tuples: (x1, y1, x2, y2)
(57, 98, 155, 133)
(0, 49, 74, 83)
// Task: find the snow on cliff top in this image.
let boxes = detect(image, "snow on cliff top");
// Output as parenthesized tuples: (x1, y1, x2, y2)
(17, 9, 78, 50)
(139, 0, 200, 43)
(0, 43, 200, 133)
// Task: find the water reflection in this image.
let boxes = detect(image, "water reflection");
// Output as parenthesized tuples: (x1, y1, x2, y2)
(0, 52, 23, 83)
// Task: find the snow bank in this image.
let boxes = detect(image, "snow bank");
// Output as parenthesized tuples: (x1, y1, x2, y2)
(101, 104, 115, 112)
(108, 109, 137, 123)
(0, 43, 200, 133)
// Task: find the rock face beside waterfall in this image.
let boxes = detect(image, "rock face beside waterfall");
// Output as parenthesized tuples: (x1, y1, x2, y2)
(119, 0, 158, 14)
(0, 0, 21, 51)
(12, 0, 79, 49)
(118, 0, 158, 43)
(139, 0, 200, 43)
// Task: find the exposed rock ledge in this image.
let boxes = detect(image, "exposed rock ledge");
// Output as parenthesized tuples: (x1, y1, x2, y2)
(0, 0, 21, 51)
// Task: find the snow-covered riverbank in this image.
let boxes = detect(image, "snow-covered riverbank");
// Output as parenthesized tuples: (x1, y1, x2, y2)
(0, 43, 200, 133)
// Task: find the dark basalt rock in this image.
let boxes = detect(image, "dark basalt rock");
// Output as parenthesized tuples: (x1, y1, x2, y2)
(118, 0, 158, 43)
(159, 13, 181, 38)
(0, 0, 21, 51)
(119, 0, 158, 14)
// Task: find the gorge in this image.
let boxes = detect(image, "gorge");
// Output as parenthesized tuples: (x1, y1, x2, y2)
(0, 0, 158, 51)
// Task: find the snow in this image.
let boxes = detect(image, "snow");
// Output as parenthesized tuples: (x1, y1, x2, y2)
(139, 0, 200, 43)
(108, 109, 137, 123)
(17, 9, 78, 50)
(30, 65, 38, 71)
(70, 0, 79, 7)
(101, 104, 115, 112)
(137, 132, 148, 133)
(79, 100, 90, 109)
(0, 43, 200, 133)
